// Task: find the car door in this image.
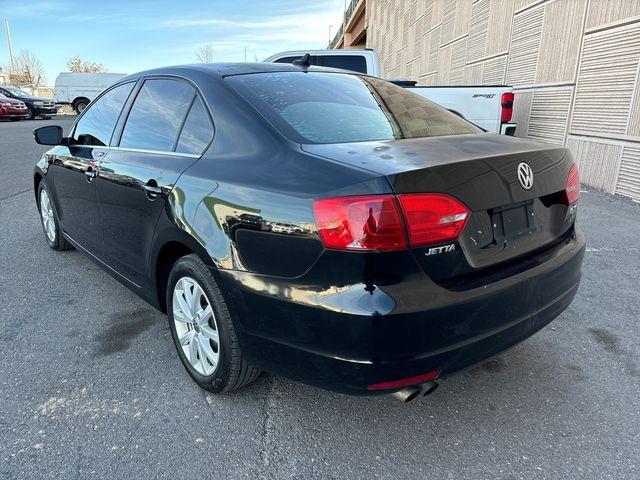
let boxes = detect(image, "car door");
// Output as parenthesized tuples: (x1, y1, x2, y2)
(96, 77, 214, 287)
(49, 81, 135, 254)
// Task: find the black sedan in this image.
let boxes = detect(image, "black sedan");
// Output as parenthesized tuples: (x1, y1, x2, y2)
(32, 63, 584, 402)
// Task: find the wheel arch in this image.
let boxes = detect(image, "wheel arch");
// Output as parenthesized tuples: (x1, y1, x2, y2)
(72, 96, 90, 107)
(152, 228, 219, 314)
(34, 172, 44, 205)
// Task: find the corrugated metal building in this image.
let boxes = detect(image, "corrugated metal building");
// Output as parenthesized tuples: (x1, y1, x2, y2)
(333, 0, 640, 202)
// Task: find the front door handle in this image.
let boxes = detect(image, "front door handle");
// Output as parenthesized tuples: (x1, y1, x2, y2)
(143, 181, 164, 200)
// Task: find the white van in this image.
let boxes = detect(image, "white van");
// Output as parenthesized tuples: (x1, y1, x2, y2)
(53, 72, 127, 114)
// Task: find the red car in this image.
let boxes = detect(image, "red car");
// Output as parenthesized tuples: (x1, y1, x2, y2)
(0, 94, 29, 121)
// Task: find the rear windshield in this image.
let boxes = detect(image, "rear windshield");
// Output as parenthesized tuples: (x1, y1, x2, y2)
(227, 72, 480, 144)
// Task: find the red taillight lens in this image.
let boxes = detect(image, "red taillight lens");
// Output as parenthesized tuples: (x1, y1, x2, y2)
(501, 92, 514, 123)
(397, 194, 469, 247)
(313, 195, 407, 250)
(564, 163, 580, 205)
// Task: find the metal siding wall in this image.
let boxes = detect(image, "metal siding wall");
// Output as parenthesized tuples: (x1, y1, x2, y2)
(616, 146, 640, 201)
(571, 22, 640, 136)
(366, 0, 640, 200)
(586, 0, 640, 30)
(566, 137, 622, 193)
(528, 87, 573, 145)
(506, 6, 543, 86)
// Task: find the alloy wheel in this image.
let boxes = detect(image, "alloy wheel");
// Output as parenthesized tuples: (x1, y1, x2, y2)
(172, 276, 220, 376)
(39, 189, 56, 243)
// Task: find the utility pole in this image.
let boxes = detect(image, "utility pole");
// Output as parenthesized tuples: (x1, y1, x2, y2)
(328, 25, 333, 48)
(4, 19, 16, 72)
(244, 46, 247, 62)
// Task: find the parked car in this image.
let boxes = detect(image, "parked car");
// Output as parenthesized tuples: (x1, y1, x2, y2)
(54, 72, 127, 114)
(32, 63, 584, 401)
(0, 93, 29, 121)
(0, 85, 57, 119)
(265, 49, 517, 135)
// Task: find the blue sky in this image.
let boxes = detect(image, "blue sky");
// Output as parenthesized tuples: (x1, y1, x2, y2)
(0, 0, 344, 84)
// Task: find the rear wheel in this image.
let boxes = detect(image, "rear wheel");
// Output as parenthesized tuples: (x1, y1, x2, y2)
(38, 182, 73, 251)
(167, 254, 261, 393)
(74, 99, 88, 114)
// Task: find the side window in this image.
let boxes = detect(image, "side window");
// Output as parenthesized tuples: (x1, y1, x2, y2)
(321, 56, 368, 73)
(119, 79, 194, 152)
(72, 82, 134, 146)
(176, 96, 214, 155)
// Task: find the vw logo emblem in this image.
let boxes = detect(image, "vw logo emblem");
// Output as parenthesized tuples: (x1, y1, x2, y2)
(517, 162, 534, 190)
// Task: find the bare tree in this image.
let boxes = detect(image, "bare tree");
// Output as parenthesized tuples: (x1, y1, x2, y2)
(196, 45, 214, 63)
(13, 49, 45, 87)
(67, 56, 107, 73)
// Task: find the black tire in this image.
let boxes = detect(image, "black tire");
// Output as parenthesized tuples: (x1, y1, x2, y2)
(167, 254, 261, 393)
(27, 106, 37, 120)
(74, 99, 88, 115)
(37, 182, 73, 251)
(41, 116, 52, 120)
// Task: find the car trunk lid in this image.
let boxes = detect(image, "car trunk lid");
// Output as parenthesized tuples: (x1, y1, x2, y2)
(302, 134, 577, 286)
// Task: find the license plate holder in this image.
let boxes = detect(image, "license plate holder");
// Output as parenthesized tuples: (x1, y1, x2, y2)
(491, 200, 534, 244)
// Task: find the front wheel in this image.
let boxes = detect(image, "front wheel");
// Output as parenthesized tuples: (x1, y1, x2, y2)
(37, 182, 73, 251)
(167, 254, 261, 393)
(27, 106, 37, 120)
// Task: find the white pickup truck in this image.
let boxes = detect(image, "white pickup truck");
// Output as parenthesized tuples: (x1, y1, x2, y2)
(264, 49, 516, 135)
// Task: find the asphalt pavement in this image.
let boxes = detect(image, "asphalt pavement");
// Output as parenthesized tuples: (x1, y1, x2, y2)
(1, 117, 639, 479)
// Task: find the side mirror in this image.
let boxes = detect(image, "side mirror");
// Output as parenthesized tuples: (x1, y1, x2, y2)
(33, 125, 64, 146)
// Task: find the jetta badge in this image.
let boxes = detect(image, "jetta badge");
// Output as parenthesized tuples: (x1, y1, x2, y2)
(517, 162, 534, 190)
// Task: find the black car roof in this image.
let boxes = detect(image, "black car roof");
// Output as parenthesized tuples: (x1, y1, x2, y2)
(123, 62, 355, 81)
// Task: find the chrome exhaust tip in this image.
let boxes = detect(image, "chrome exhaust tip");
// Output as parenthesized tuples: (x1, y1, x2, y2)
(420, 381, 439, 396)
(390, 386, 422, 403)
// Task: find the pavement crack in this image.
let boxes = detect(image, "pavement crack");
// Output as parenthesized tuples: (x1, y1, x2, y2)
(0, 189, 32, 202)
(258, 376, 278, 479)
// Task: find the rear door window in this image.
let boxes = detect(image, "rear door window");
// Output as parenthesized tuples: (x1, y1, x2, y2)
(72, 82, 134, 146)
(119, 79, 194, 152)
(175, 96, 214, 155)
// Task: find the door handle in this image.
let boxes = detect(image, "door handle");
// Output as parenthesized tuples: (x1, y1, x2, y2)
(143, 181, 164, 200)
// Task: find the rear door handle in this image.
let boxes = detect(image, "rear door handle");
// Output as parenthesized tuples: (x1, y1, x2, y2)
(85, 167, 97, 181)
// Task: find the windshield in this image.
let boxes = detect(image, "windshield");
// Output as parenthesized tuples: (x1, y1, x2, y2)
(227, 72, 481, 144)
(4, 86, 30, 96)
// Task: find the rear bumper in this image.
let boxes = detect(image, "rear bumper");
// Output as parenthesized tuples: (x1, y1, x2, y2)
(219, 227, 585, 394)
(501, 122, 517, 135)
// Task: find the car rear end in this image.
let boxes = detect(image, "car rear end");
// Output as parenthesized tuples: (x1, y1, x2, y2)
(224, 69, 585, 395)
(0, 96, 29, 119)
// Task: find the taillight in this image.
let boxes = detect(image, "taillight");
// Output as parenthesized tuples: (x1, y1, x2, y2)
(501, 92, 514, 123)
(313, 193, 469, 251)
(397, 194, 469, 247)
(564, 163, 580, 205)
(313, 195, 407, 250)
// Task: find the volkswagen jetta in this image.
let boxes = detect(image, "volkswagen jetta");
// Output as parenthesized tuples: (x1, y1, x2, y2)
(32, 63, 585, 400)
